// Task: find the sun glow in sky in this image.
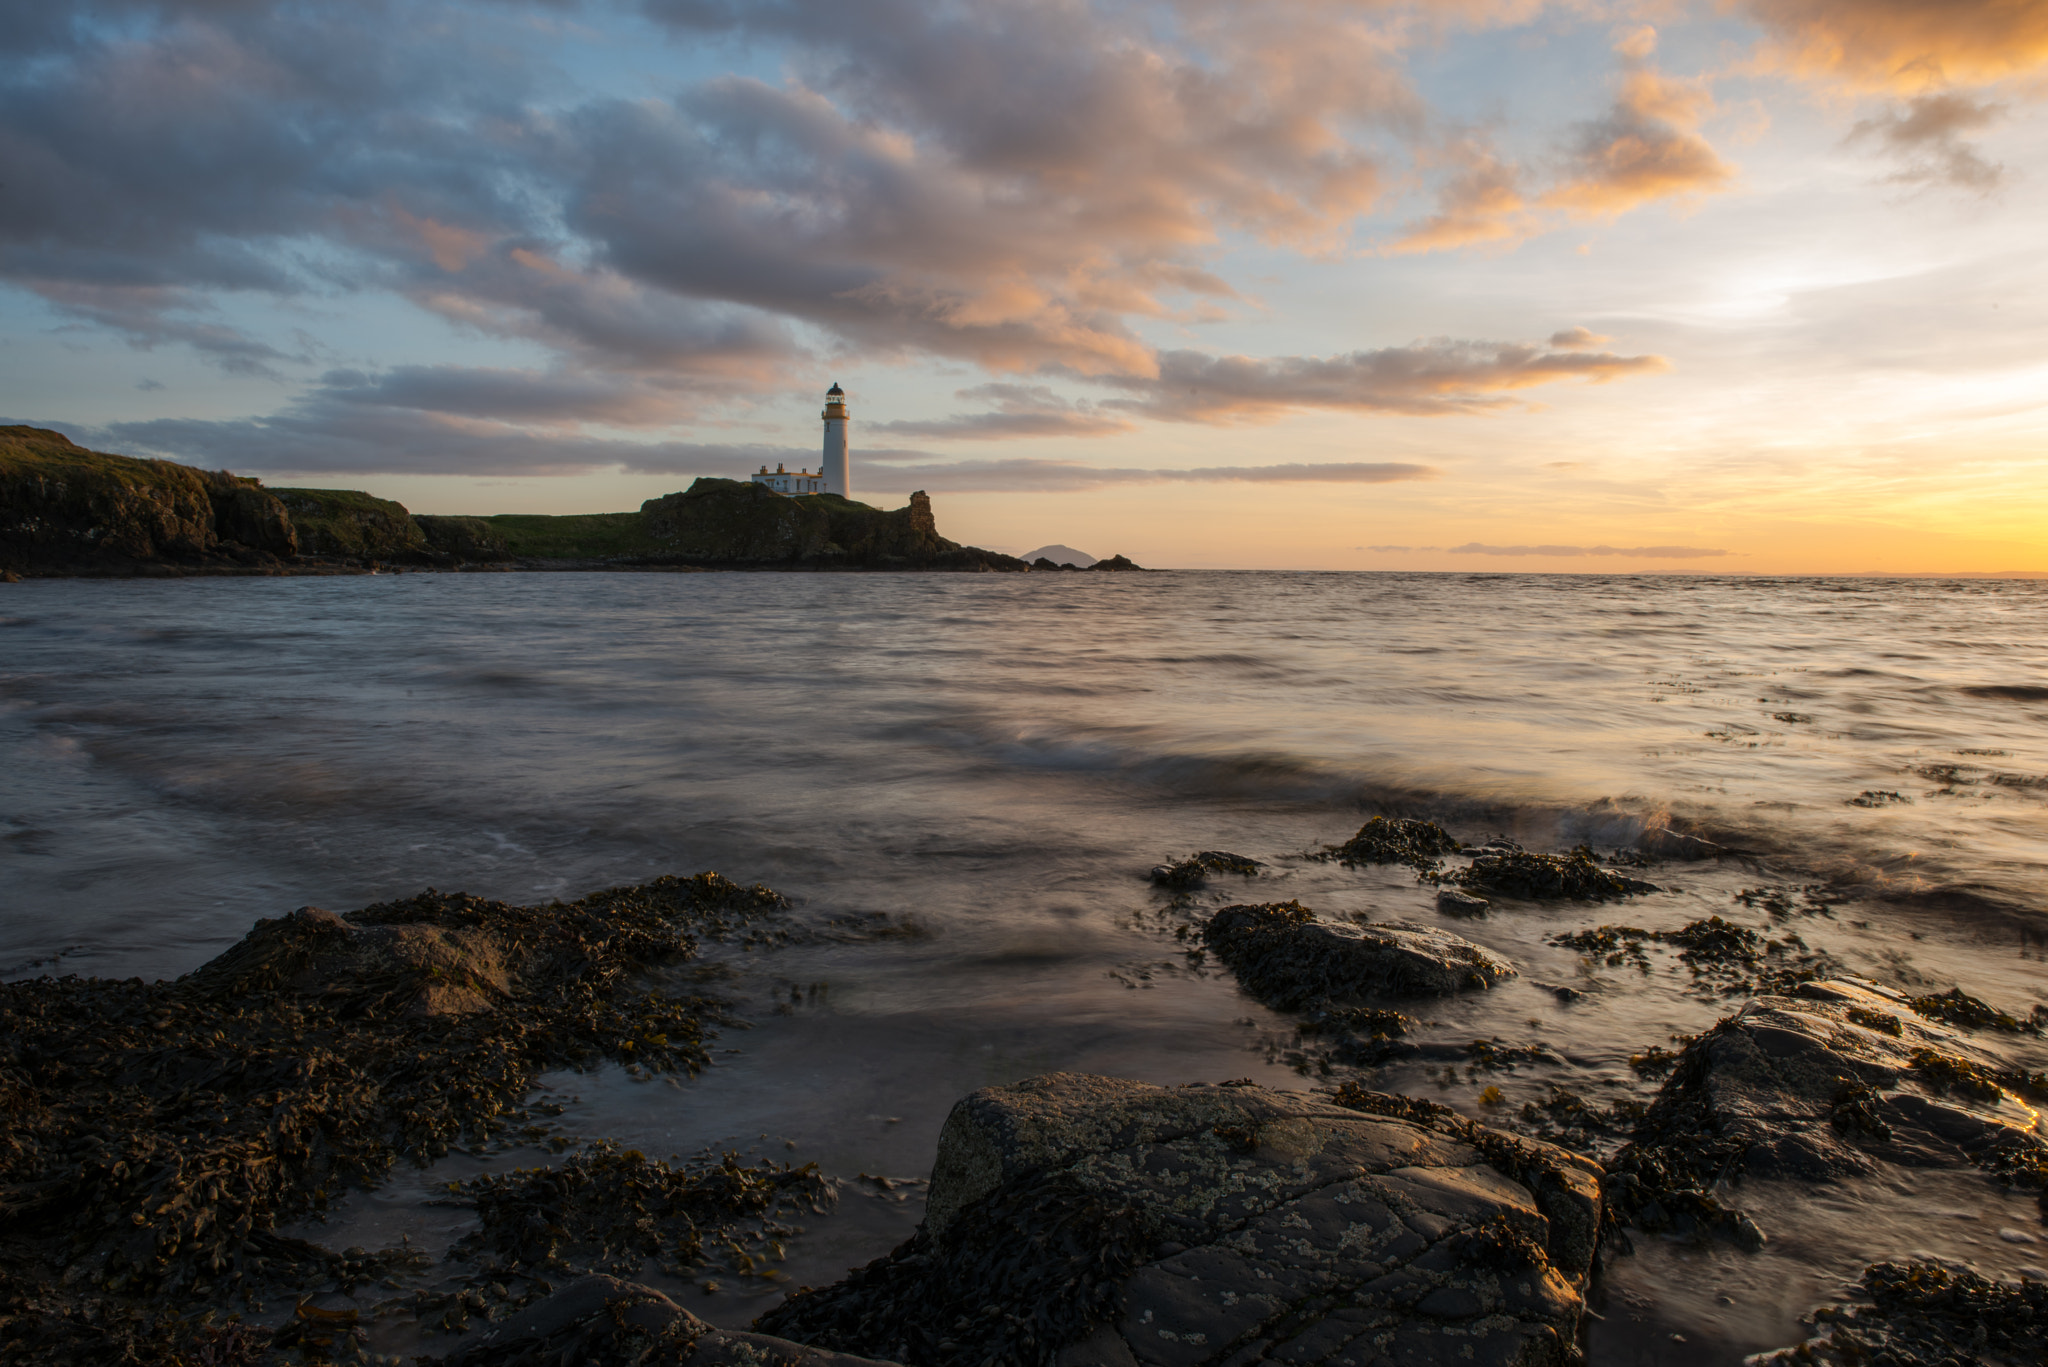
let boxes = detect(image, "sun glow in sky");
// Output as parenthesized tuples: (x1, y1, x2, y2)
(4, 0, 2047, 572)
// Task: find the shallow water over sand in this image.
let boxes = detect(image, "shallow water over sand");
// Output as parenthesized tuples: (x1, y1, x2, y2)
(4, 570, 2047, 1359)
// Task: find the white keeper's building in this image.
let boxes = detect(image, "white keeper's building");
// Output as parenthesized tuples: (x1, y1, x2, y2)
(750, 383, 852, 500)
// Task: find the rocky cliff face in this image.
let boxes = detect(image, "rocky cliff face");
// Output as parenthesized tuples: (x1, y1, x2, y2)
(0, 426, 297, 575)
(630, 479, 1007, 569)
(272, 487, 430, 559)
(640, 479, 1026, 569)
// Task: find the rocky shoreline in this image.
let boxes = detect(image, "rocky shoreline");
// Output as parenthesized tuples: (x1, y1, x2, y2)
(3, 822, 2045, 1366)
(0, 427, 1148, 579)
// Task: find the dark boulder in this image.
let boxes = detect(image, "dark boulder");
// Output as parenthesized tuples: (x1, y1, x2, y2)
(1610, 977, 2048, 1246)
(1204, 901, 1516, 1006)
(1444, 847, 1657, 902)
(1322, 816, 1462, 871)
(760, 1073, 1602, 1367)
(1149, 851, 1262, 891)
(1090, 553, 1144, 570)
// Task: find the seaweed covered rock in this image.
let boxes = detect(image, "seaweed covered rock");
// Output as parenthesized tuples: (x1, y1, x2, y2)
(1149, 851, 1262, 892)
(1322, 817, 1462, 871)
(449, 1141, 830, 1280)
(1444, 846, 1656, 902)
(448, 1275, 902, 1367)
(1754, 1260, 2047, 1367)
(0, 872, 789, 1362)
(759, 1073, 1601, 1367)
(1608, 978, 2048, 1246)
(1204, 901, 1516, 1006)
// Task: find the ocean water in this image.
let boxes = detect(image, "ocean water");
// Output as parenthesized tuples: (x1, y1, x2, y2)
(4, 570, 2047, 1362)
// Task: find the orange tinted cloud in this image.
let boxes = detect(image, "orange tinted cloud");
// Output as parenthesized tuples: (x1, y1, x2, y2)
(1386, 139, 1533, 253)
(1546, 33, 1735, 218)
(1742, 0, 2048, 91)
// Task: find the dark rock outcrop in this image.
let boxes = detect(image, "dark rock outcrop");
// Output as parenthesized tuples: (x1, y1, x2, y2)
(1149, 851, 1262, 891)
(1204, 901, 1516, 1006)
(273, 486, 431, 560)
(0, 425, 298, 574)
(416, 514, 515, 563)
(1090, 553, 1145, 571)
(759, 1073, 1602, 1367)
(1443, 846, 1657, 902)
(1321, 816, 1462, 872)
(1609, 977, 2048, 1245)
(639, 480, 1027, 570)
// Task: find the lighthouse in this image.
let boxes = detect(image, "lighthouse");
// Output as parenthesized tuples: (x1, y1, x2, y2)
(821, 382, 850, 500)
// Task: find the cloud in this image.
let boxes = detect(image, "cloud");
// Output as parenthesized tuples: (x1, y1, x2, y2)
(869, 384, 1136, 440)
(1385, 137, 1533, 254)
(1447, 542, 1731, 558)
(316, 365, 702, 428)
(857, 457, 1442, 492)
(1547, 327, 1609, 349)
(1098, 338, 1669, 422)
(1741, 0, 2048, 92)
(1850, 92, 2005, 189)
(1546, 29, 1735, 218)
(97, 404, 825, 479)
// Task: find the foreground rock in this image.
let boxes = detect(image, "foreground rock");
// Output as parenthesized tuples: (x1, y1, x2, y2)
(759, 1073, 1602, 1367)
(448, 1275, 901, 1367)
(1608, 976, 2048, 1245)
(1204, 901, 1516, 1005)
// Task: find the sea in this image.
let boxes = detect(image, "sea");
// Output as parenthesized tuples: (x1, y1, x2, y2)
(4, 570, 2047, 1363)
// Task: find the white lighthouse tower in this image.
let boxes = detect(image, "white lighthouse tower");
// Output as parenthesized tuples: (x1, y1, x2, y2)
(821, 382, 851, 500)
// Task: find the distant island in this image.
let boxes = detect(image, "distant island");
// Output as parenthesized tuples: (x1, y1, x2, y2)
(0, 427, 1145, 579)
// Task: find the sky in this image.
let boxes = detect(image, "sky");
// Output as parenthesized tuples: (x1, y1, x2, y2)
(4, 0, 2046, 572)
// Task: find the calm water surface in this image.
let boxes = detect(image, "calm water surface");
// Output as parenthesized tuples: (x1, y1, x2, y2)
(4, 570, 2046, 1362)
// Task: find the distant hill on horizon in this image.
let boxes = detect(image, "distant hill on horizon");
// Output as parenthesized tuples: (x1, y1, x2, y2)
(1018, 544, 1096, 567)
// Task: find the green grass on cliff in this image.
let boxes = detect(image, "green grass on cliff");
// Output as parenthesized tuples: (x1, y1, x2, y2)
(473, 512, 661, 559)
(0, 426, 226, 491)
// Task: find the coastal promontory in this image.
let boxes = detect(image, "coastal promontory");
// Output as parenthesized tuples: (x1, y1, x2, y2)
(0, 427, 1139, 578)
